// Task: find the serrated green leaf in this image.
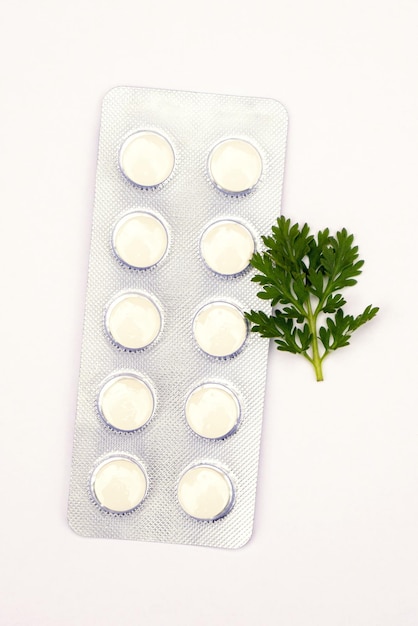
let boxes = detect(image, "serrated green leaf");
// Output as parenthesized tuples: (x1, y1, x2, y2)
(318, 326, 330, 350)
(245, 216, 379, 380)
(323, 293, 346, 313)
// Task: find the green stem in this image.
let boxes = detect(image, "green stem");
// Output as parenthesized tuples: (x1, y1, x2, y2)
(306, 297, 324, 381)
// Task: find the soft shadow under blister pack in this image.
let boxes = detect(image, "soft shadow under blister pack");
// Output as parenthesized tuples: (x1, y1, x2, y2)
(68, 86, 288, 548)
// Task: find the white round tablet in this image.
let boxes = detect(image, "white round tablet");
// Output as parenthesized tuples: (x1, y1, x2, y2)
(200, 220, 255, 275)
(177, 464, 235, 520)
(113, 212, 168, 269)
(208, 138, 262, 193)
(119, 131, 175, 187)
(91, 456, 148, 513)
(185, 384, 240, 439)
(105, 292, 162, 350)
(193, 301, 247, 358)
(98, 375, 155, 431)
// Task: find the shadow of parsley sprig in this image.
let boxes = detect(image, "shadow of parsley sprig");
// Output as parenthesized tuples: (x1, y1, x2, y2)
(245, 217, 379, 381)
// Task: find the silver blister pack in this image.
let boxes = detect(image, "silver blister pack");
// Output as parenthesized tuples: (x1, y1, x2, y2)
(68, 86, 288, 549)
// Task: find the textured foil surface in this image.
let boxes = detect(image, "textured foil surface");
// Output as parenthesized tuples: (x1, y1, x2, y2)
(68, 86, 288, 548)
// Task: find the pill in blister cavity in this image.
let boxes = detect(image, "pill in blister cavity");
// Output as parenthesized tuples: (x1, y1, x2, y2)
(119, 131, 175, 187)
(185, 383, 240, 439)
(193, 301, 247, 357)
(98, 374, 155, 431)
(91, 456, 148, 513)
(200, 220, 255, 276)
(208, 139, 262, 194)
(112, 212, 168, 269)
(177, 464, 235, 520)
(105, 292, 161, 350)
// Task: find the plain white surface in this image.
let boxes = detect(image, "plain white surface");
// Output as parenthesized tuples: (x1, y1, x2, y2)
(0, 1, 417, 624)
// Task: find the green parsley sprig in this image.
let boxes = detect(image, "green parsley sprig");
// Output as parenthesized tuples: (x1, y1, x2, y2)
(245, 217, 379, 381)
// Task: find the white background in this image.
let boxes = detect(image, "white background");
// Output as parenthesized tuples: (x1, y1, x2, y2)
(1, 1, 417, 624)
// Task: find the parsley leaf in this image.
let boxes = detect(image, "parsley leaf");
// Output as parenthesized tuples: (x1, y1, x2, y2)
(245, 217, 379, 381)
